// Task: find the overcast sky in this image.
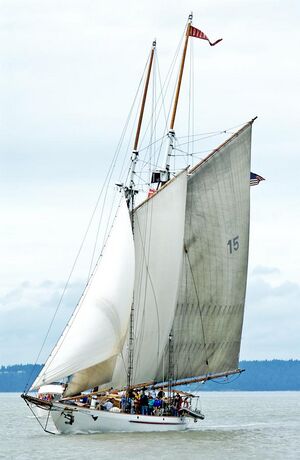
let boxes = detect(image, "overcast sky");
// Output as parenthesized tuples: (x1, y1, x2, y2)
(1, 0, 299, 365)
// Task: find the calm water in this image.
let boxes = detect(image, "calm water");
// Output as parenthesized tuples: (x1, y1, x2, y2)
(0, 392, 299, 459)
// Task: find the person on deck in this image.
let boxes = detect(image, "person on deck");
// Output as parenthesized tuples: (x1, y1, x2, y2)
(183, 397, 190, 408)
(174, 393, 182, 414)
(153, 397, 162, 415)
(157, 388, 165, 399)
(148, 396, 154, 415)
(134, 393, 141, 414)
(102, 399, 114, 411)
(140, 392, 149, 415)
(121, 393, 127, 412)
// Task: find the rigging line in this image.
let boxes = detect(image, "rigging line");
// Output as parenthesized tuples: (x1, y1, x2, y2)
(172, 146, 205, 155)
(28, 189, 117, 392)
(177, 130, 225, 139)
(157, 31, 184, 154)
(25, 48, 152, 392)
(149, 56, 156, 182)
(22, 398, 56, 435)
(153, 28, 186, 168)
(131, 209, 154, 381)
(191, 38, 195, 167)
(153, 20, 192, 171)
(209, 373, 242, 384)
(132, 208, 161, 381)
(139, 30, 183, 165)
(155, 55, 168, 136)
(138, 135, 166, 153)
(184, 249, 210, 370)
(176, 131, 228, 148)
(87, 130, 132, 277)
(122, 85, 145, 177)
(87, 182, 117, 280)
(137, 156, 164, 170)
(117, 348, 129, 384)
(138, 46, 158, 150)
(118, 53, 154, 184)
(190, 148, 216, 155)
(176, 130, 226, 139)
(89, 53, 151, 270)
(187, 35, 193, 163)
(24, 102, 140, 393)
(32, 195, 124, 389)
(132, 171, 150, 184)
(138, 40, 180, 169)
(176, 120, 250, 140)
(24, 184, 112, 391)
(100, 190, 120, 259)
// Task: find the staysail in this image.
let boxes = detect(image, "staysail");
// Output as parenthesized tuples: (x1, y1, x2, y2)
(31, 197, 135, 395)
(157, 122, 252, 382)
(111, 170, 187, 388)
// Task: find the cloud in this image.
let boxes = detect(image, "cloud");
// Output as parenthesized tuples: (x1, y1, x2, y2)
(241, 269, 300, 360)
(0, 1, 299, 364)
(252, 266, 280, 276)
(0, 279, 84, 365)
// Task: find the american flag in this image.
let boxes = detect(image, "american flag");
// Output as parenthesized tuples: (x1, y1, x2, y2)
(250, 172, 265, 186)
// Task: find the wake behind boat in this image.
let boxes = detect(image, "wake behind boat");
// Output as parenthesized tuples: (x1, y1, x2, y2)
(22, 13, 262, 434)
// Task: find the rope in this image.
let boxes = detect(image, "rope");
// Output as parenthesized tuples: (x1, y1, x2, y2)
(184, 249, 209, 370)
(23, 397, 56, 435)
(207, 372, 242, 385)
(24, 45, 151, 394)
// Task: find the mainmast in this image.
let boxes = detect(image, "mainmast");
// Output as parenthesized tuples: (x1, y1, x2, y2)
(126, 39, 156, 391)
(151, 13, 193, 186)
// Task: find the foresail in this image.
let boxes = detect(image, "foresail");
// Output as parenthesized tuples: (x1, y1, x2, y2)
(111, 171, 187, 388)
(159, 123, 252, 382)
(31, 197, 135, 395)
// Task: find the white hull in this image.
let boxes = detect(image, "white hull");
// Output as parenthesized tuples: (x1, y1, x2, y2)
(50, 402, 188, 434)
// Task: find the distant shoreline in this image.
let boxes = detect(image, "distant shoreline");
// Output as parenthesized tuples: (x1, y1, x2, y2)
(1, 360, 299, 392)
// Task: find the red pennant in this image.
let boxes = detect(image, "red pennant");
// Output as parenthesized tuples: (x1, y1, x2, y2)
(189, 26, 222, 46)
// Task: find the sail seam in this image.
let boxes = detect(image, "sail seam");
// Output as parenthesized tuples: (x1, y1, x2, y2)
(184, 249, 209, 371)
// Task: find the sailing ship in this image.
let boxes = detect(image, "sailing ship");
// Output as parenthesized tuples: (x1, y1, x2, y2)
(22, 14, 258, 434)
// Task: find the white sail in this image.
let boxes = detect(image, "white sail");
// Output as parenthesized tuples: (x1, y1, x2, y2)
(158, 123, 252, 381)
(111, 171, 187, 388)
(31, 197, 135, 394)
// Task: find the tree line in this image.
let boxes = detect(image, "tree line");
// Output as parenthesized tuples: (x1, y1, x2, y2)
(0, 360, 299, 392)
(186, 360, 300, 392)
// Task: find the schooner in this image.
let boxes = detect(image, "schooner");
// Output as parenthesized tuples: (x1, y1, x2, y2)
(22, 14, 257, 434)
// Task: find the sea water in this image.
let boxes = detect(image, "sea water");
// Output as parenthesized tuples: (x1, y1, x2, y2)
(0, 392, 299, 459)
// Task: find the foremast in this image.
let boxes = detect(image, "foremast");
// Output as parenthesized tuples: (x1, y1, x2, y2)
(126, 39, 156, 391)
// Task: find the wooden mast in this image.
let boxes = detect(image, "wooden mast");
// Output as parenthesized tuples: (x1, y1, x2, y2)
(127, 40, 156, 392)
(133, 40, 156, 151)
(170, 14, 192, 130)
(127, 40, 156, 197)
(157, 13, 193, 183)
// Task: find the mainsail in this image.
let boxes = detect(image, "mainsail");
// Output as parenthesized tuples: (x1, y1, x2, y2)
(31, 197, 135, 395)
(111, 170, 187, 388)
(157, 122, 252, 383)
